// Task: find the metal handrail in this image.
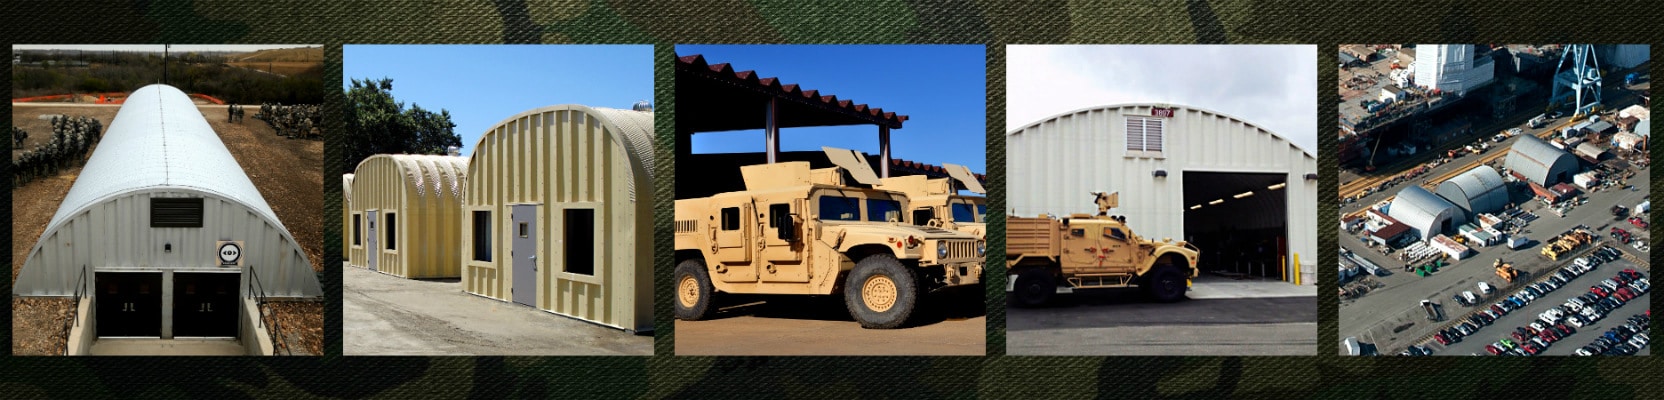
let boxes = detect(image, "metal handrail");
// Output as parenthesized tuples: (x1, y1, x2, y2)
(245, 265, 291, 356)
(61, 265, 90, 355)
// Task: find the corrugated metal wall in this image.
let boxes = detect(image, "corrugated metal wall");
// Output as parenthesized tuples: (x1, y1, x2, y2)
(347, 155, 468, 278)
(1007, 104, 1318, 283)
(462, 105, 654, 332)
(16, 84, 320, 298)
(342, 174, 354, 263)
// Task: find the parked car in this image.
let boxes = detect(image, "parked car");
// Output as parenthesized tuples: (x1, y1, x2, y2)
(1486, 344, 1503, 355)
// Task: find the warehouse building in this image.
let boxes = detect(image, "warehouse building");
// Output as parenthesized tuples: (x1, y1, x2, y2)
(347, 154, 470, 278)
(15, 84, 321, 351)
(1506, 135, 1578, 186)
(461, 105, 654, 332)
(1007, 103, 1318, 284)
(1435, 165, 1509, 215)
(1388, 186, 1465, 241)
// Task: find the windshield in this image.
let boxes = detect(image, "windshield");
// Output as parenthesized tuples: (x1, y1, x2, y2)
(951, 203, 978, 223)
(819, 195, 861, 221)
(867, 199, 903, 222)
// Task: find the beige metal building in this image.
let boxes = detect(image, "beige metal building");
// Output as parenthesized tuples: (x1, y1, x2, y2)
(347, 155, 469, 278)
(461, 104, 654, 332)
(341, 173, 353, 263)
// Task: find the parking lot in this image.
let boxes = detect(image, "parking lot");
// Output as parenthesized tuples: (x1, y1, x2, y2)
(1340, 168, 1649, 355)
(1426, 255, 1650, 356)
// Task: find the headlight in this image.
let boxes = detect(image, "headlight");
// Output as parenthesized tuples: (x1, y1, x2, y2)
(937, 244, 949, 259)
(977, 242, 986, 256)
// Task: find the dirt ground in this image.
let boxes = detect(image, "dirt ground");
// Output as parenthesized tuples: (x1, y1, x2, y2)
(10, 298, 75, 356)
(225, 61, 318, 77)
(11, 103, 324, 355)
(262, 300, 324, 355)
(674, 290, 987, 356)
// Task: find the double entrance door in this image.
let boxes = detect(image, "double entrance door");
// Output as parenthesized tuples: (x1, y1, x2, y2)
(95, 272, 240, 338)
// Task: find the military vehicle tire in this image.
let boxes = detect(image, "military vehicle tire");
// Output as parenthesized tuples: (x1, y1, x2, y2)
(1144, 266, 1188, 302)
(844, 254, 918, 329)
(1013, 268, 1055, 307)
(674, 258, 717, 320)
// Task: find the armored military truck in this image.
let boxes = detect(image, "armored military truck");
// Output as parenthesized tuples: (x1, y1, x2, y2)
(874, 164, 987, 240)
(674, 147, 986, 329)
(1006, 192, 1199, 306)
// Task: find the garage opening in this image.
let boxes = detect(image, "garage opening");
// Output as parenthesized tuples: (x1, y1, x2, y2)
(96, 272, 164, 337)
(1183, 172, 1290, 281)
(173, 272, 241, 337)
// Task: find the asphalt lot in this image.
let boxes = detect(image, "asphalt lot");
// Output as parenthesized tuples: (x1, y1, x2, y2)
(674, 288, 986, 356)
(1340, 167, 1649, 354)
(1431, 260, 1650, 356)
(343, 265, 651, 356)
(1007, 281, 1316, 356)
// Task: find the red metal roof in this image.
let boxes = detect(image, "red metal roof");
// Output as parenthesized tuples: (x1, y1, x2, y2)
(676, 54, 908, 130)
(890, 157, 986, 182)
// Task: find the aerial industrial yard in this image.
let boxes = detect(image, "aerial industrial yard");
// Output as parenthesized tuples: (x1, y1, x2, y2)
(1338, 44, 1651, 357)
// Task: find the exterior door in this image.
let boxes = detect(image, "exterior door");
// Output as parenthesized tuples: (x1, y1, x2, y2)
(511, 205, 538, 307)
(173, 273, 240, 337)
(366, 210, 379, 271)
(96, 272, 163, 337)
(760, 200, 808, 282)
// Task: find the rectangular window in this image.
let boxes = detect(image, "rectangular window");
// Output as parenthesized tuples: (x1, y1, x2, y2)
(866, 199, 902, 222)
(819, 196, 861, 221)
(352, 214, 361, 246)
(720, 207, 741, 230)
(150, 198, 204, 227)
(472, 211, 491, 262)
(911, 208, 934, 226)
(951, 203, 978, 223)
(518, 222, 529, 238)
(1126, 116, 1165, 156)
(767, 203, 790, 228)
(564, 209, 595, 276)
(384, 213, 397, 250)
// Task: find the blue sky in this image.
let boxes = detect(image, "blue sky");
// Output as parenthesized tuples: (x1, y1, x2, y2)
(677, 45, 987, 174)
(343, 45, 653, 154)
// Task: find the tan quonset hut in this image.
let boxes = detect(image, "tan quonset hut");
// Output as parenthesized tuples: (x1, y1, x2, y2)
(461, 104, 654, 332)
(341, 173, 354, 263)
(15, 84, 322, 343)
(347, 155, 469, 278)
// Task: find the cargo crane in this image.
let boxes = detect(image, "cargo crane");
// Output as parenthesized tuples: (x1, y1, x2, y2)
(1551, 44, 1602, 118)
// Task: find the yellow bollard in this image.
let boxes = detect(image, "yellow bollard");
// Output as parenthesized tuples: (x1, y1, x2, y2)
(1293, 253, 1302, 285)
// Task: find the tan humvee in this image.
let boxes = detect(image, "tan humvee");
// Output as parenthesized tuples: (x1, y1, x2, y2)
(874, 163, 987, 240)
(674, 147, 986, 329)
(1006, 192, 1199, 306)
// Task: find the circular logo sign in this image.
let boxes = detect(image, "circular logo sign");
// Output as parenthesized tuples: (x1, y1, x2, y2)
(218, 242, 242, 265)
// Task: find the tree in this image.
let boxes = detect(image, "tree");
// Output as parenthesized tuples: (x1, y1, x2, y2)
(342, 78, 461, 175)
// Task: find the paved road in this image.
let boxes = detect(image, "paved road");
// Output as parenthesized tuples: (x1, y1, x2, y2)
(1431, 260, 1649, 356)
(1007, 290, 1316, 356)
(675, 288, 986, 356)
(1340, 168, 1648, 354)
(343, 265, 651, 356)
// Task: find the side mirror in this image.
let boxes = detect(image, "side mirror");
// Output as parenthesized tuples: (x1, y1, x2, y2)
(777, 216, 797, 242)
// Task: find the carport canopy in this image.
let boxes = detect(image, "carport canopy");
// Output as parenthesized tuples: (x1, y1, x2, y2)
(676, 54, 909, 176)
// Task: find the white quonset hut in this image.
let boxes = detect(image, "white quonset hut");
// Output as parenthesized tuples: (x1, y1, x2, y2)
(461, 105, 654, 332)
(347, 154, 469, 278)
(1389, 186, 1464, 241)
(1008, 103, 1318, 284)
(1436, 165, 1509, 215)
(1507, 135, 1578, 186)
(15, 84, 321, 341)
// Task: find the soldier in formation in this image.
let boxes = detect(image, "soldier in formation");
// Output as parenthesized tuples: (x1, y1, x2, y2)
(14, 116, 102, 186)
(255, 102, 322, 139)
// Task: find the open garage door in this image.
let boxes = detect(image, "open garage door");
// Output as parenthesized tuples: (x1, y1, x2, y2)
(1183, 172, 1290, 282)
(173, 272, 241, 338)
(96, 272, 163, 337)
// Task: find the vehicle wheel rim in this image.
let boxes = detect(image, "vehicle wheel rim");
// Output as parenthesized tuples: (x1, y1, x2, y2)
(678, 276, 700, 308)
(862, 275, 898, 313)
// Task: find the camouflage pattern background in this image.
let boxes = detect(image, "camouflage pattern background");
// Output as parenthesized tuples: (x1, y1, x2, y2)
(0, 0, 1657, 398)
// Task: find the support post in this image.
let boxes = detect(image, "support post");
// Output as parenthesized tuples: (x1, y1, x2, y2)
(879, 125, 891, 178)
(765, 98, 779, 164)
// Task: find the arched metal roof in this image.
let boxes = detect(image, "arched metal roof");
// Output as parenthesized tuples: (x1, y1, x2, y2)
(1008, 103, 1316, 160)
(472, 104, 655, 201)
(1388, 186, 1463, 241)
(1436, 165, 1509, 214)
(47, 84, 281, 233)
(1506, 135, 1577, 186)
(354, 154, 469, 200)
